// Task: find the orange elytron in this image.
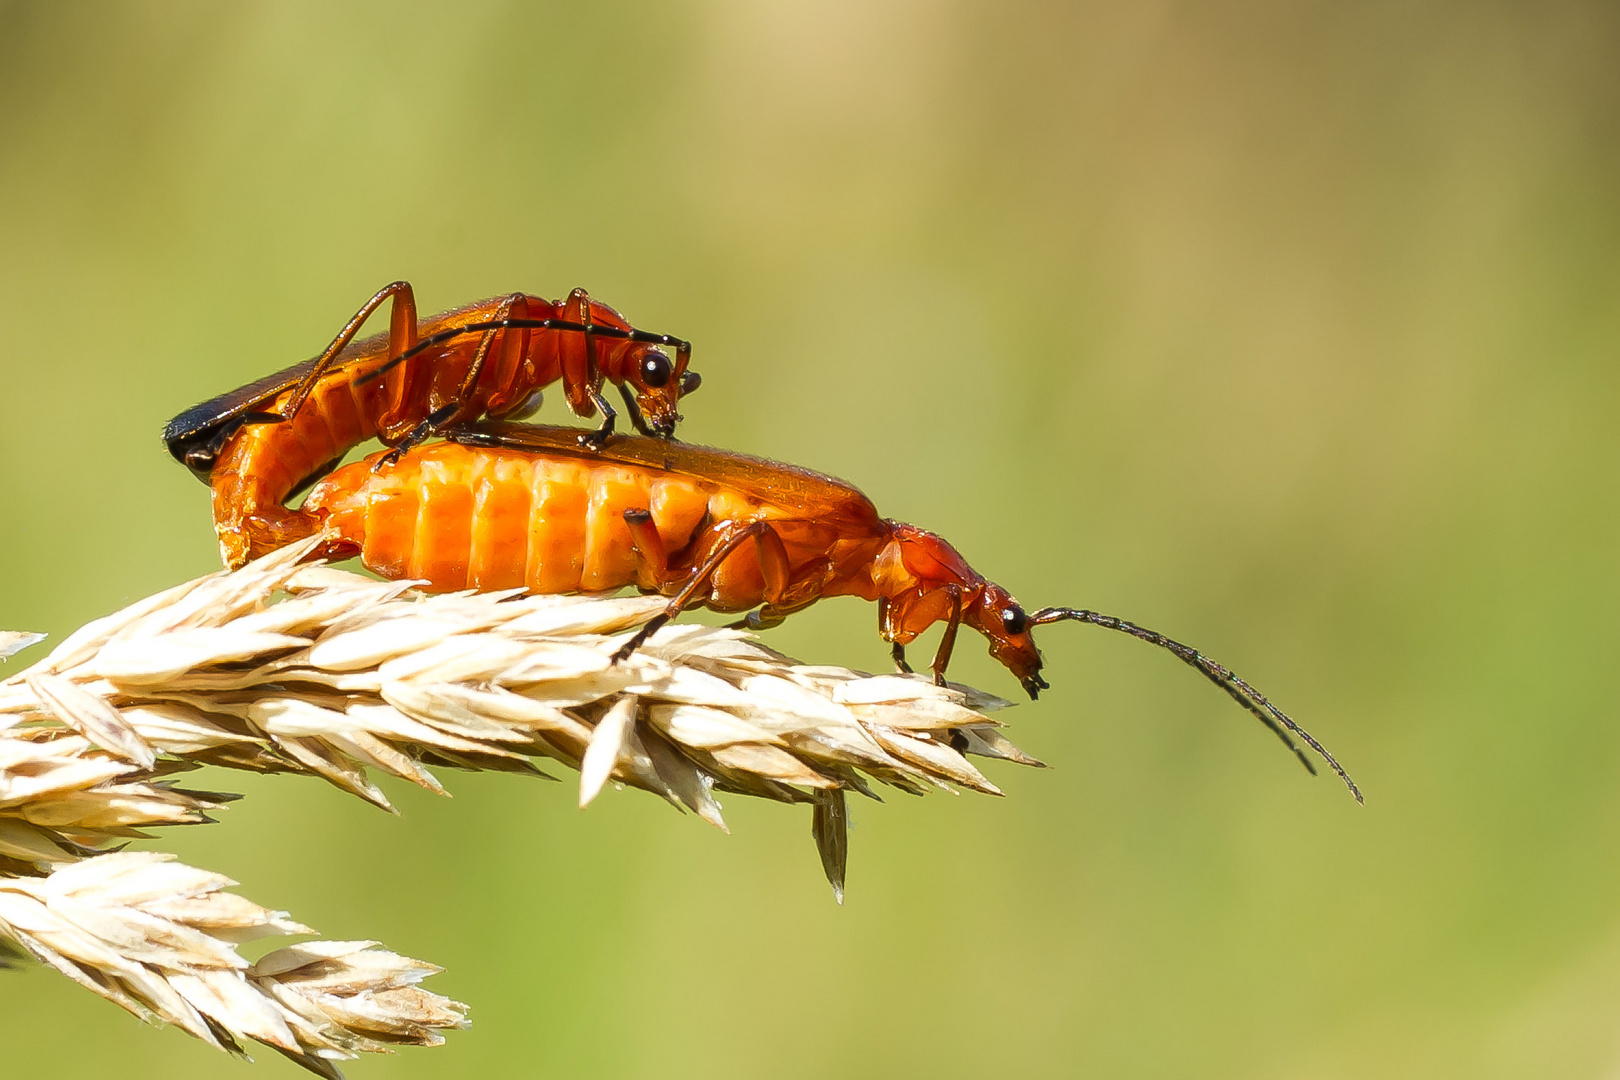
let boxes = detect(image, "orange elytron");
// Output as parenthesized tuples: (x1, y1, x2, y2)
(161, 281, 698, 567)
(300, 422, 1361, 800)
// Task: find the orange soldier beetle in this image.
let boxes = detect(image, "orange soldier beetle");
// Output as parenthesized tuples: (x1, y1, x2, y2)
(300, 422, 1361, 801)
(161, 282, 698, 567)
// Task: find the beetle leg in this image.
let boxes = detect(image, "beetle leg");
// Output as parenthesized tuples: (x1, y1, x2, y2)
(728, 607, 787, 632)
(877, 597, 913, 673)
(730, 582, 830, 631)
(890, 641, 913, 674)
(729, 533, 827, 624)
(579, 387, 618, 449)
(724, 548, 829, 631)
(259, 281, 420, 426)
(580, 288, 596, 376)
(763, 553, 830, 616)
(375, 403, 459, 470)
(556, 287, 604, 425)
(929, 587, 964, 687)
(612, 521, 771, 663)
(622, 508, 669, 573)
(617, 382, 657, 436)
(381, 293, 528, 456)
(443, 293, 528, 424)
(755, 520, 793, 601)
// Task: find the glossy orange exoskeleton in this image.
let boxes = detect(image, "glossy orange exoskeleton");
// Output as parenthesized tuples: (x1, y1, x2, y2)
(298, 421, 1361, 801)
(161, 282, 698, 567)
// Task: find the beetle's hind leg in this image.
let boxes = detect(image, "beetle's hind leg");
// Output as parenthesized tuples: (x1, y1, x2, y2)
(259, 281, 421, 427)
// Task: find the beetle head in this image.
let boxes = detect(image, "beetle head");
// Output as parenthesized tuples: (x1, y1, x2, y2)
(875, 524, 1045, 698)
(966, 582, 1046, 698)
(627, 344, 700, 437)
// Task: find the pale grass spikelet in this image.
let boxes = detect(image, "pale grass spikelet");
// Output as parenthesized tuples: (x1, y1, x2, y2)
(0, 536, 1042, 1071)
(0, 851, 465, 1078)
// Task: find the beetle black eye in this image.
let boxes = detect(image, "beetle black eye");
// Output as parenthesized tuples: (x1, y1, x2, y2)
(680, 370, 702, 395)
(1001, 606, 1027, 636)
(640, 350, 672, 388)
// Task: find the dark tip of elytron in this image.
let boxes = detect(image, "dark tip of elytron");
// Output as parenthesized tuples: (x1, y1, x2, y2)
(623, 508, 652, 524)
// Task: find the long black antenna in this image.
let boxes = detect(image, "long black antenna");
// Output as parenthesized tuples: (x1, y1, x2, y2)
(1027, 607, 1361, 803)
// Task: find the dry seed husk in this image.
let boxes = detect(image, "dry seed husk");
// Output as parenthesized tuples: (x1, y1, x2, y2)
(0, 535, 1042, 1074)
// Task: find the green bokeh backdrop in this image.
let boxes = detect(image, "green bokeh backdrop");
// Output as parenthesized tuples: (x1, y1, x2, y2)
(3, 2, 1619, 1076)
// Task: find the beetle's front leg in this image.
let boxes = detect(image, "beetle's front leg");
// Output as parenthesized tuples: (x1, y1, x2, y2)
(929, 587, 964, 687)
(580, 386, 618, 449)
(891, 641, 913, 674)
(617, 382, 658, 437)
(878, 597, 913, 674)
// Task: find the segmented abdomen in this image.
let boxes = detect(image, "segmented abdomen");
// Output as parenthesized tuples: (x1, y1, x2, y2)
(305, 442, 772, 596)
(209, 368, 392, 567)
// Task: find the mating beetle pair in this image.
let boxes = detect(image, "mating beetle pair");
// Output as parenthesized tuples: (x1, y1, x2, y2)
(165, 280, 1359, 800)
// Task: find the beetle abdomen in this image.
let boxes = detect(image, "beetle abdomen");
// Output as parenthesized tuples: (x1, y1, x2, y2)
(306, 443, 724, 594)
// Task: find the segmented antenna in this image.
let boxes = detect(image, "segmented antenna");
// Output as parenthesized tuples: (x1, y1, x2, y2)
(1026, 607, 1361, 803)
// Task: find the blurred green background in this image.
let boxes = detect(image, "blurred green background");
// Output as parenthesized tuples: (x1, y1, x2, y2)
(2, 2, 1619, 1076)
